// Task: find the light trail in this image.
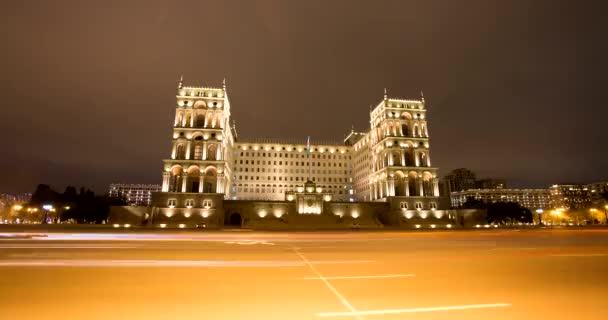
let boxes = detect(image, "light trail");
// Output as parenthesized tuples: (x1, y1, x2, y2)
(317, 303, 512, 317)
(301, 274, 414, 280)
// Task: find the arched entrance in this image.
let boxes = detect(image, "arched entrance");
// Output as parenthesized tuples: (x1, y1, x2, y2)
(228, 213, 242, 227)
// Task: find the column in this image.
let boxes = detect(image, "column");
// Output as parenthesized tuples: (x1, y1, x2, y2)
(379, 181, 384, 199)
(415, 151, 420, 166)
(181, 173, 188, 192)
(199, 175, 205, 193)
(217, 173, 225, 194)
(427, 154, 431, 167)
(404, 178, 410, 196)
(162, 172, 170, 192)
(433, 178, 440, 197)
(372, 183, 377, 200)
(401, 151, 405, 167)
(216, 144, 222, 161)
(204, 112, 209, 128)
(418, 178, 424, 197)
(171, 142, 177, 160)
(186, 141, 192, 160)
(202, 141, 208, 160)
(387, 177, 395, 197)
(190, 112, 194, 127)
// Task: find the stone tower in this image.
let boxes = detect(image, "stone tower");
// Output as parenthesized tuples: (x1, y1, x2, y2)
(160, 78, 234, 198)
(366, 90, 439, 204)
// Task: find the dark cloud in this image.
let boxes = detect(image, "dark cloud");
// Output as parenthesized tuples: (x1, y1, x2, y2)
(1, 0, 606, 193)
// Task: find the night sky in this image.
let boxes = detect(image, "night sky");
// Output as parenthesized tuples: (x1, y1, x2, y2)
(1, 0, 607, 194)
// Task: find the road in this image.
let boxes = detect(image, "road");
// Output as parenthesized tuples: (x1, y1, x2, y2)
(1, 228, 608, 320)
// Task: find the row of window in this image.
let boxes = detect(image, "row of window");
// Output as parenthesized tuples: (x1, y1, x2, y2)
(236, 187, 348, 195)
(236, 159, 350, 168)
(234, 167, 351, 175)
(238, 151, 352, 159)
(236, 175, 351, 183)
(167, 199, 212, 208)
(400, 202, 437, 210)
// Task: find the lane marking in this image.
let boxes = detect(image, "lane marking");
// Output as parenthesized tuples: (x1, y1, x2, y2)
(293, 248, 363, 320)
(0, 245, 141, 249)
(317, 303, 512, 317)
(549, 253, 608, 257)
(302, 274, 415, 280)
(0, 259, 305, 267)
(488, 247, 538, 251)
(309, 260, 374, 265)
(224, 240, 275, 245)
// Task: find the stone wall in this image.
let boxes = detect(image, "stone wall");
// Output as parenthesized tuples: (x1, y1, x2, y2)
(145, 192, 477, 229)
(223, 200, 387, 230)
(149, 192, 224, 228)
(108, 206, 149, 225)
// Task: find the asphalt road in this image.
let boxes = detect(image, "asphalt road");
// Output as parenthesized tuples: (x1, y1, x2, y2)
(1, 229, 608, 320)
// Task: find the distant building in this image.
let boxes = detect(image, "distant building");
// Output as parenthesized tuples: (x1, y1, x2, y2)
(549, 184, 592, 210)
(587, 181, 608, 200)
(549, 182, 608, 210)
(451, 188, 551, 211)
(108, 184, 161, 206)
(441, 168, 477, 195)
(0, 193, 32, 203)
(475, 178, 506, 190)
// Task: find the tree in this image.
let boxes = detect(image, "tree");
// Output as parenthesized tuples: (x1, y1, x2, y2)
(30, 184, 59, 205)
(486, 202, 533, 225)
(462, 197, 487, 209)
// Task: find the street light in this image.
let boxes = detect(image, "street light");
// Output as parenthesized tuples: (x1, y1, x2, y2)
(535, 209, 544, 225)
(42, 204, 53, 224)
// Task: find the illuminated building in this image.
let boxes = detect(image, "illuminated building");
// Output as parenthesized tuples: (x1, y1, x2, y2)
(451, 188, 551, 211)
(441, 168, 477, 195)
(108, 184, 161, 206)
(549, 184, 593, 210)
(149, 79, 446, 229)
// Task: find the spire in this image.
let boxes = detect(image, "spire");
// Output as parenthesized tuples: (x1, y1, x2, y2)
(232, 120, 238, 140)
(420, 90, 425, 103)
(222, 77, 227, 91)
(178, 74, 183, 89)
(351, 124, 355, 133)
(384, 87, 388, 100)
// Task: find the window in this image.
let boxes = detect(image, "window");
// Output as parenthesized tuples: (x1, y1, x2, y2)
(400, 202, 408, 209)
(430, 202, 437, 209)
(202, 200, 212, 208)
(415, 202, 423, 209)
(168, 199, 177, 208)
(185, 199, 194, 208)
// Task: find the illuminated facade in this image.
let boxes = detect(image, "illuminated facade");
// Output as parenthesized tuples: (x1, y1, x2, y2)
(349, 90, 440, 207)
(451, 188, 551, 211)
(150, 79, 445, 228)
(160, 78, 234, 197)
(108, 184, 161, 206)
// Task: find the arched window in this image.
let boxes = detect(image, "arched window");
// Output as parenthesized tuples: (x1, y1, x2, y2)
(196, 114, 205, 128)
(176, 144, 185, 159)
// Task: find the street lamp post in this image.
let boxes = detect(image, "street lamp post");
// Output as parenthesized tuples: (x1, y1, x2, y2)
(535, 209, 544, 226)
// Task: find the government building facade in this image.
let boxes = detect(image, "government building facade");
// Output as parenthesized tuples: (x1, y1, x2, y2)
(149, 79, 449, 229)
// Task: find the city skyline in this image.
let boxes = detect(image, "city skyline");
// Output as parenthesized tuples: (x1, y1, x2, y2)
(2, 0, 607, 194)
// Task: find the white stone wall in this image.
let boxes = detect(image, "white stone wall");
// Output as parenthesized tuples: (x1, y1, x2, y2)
(232, 143, 354, 201)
